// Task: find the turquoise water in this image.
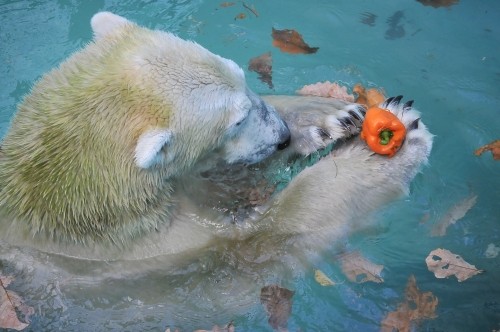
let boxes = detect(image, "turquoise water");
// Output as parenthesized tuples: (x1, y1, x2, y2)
(1, 0, 499, 331)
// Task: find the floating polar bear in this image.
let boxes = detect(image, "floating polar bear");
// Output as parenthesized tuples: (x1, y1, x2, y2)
(0, 12, 433, 262)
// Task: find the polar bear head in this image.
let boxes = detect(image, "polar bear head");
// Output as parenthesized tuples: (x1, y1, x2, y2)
(91, 12, 291, 172)
(0, 12, 290, 244)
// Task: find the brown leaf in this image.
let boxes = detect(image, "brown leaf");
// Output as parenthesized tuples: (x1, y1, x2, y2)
(337, 251, 384, 283)
(352, 83, 386, 108)
(475, 139, 500, 160)
(234, 13, 246, 20)
(0, 275, 32, 331)
(314, 269, 336, 286)
(296, 81, 355, 102)
(416, 0, 459, 8)
(271, 28, 319, 54)
(219, 2, 235, 7)
(248, 52, 273, 89)
(430, 194, 477, 237)
(425, 248, 483, 282)
(381, 275, 438, 332)
(260, 284, 294, 331)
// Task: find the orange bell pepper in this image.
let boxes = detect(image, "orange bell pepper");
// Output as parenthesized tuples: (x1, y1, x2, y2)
(360, 107, 406, 157)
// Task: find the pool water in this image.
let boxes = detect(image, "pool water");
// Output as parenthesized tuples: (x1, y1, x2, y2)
(1, 0, 499, 331)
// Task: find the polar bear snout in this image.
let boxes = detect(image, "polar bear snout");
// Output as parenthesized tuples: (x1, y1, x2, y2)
(221, 95, 291, 165)
(277, 133, 291, 150)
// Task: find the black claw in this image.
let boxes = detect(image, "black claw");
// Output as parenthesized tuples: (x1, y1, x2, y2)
(317, 127, 332, 140)
(348, 110, 363, 121)
(383, 97, 395, 107)
(392, 95, 403, 105)
(408, 118, 420, 130)
(403, 100, 414, 110)
(338, 118, 349, 130)
(343, 116, 355, 127)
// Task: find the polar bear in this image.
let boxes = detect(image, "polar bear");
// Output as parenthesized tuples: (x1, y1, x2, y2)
(0, 13, 432, 263)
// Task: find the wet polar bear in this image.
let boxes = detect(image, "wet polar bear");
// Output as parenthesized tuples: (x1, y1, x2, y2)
(0, 12, 432, 264)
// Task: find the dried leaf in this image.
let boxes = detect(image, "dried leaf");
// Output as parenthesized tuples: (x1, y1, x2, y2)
(314, 270, 335, 286)
(353, 83, 386, 108)
(234, 13, 246, 20)
(260, 284, 294, 331)
(475, 139, 500, 160)
(485, 243, 500, 258)
(248, 52, 273, 89)
(296, 81, 355, 102)
(337, 251, 384, 283)
(416, 0, 459, 8)
(425, 248, 483, 282)
(219, 2, 235, 7)
(381, 275, 438, 332)
(0, 275, 32, 331)
(430, 194, 477, 237)
(271, 28, 319, 54)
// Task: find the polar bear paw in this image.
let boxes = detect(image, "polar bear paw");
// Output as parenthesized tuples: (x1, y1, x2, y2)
(262, 95, 367, 156)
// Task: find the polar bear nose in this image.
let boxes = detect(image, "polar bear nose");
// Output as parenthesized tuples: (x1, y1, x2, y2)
(277, 134, 291, 150)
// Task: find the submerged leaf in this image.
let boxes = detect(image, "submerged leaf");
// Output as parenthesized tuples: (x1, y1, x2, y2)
(337, 251, 384, 283)
(271, 28, 319, 54)
(314, 269, 336, 286)
(485, 243, 500, 258)
(0, 275, 33, 331)
(260, 284, 294, 330)
(360, 12, 377, 27)
(296, 81, 355, 102)
(430, 194, 477, 237)
(353, 83, 386, 108)
(248, 52, 273, 89)
(416, 0, 459, 8)
(475, 139, 500, 160)
(219, 2, 235, 7)
(234, 13, 246, 20)
(381, 275, 438, 332)
(425, 248, 483, 282)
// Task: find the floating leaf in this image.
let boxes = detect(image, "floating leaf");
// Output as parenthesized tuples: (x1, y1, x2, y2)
(0, 275, 33, 331)
(416, 0, 459, 8)
(296, 81, 355, 102)
(430, 194, 477, 237)
(314, 269, 336, 286)
(248, 52, 273, 89)
(260, 284, 294, 331)
(485, 243, 500, 258)
(353, 83, 386, 108)
(475, 139, 500, 160)
(271, 28, 319, 54)
(337, 251, 384, 283)
(234, 13, 246, 20)
(381, 275, 438, 332)
(219, 2, 235, 7)
(425, 248, 483, 282)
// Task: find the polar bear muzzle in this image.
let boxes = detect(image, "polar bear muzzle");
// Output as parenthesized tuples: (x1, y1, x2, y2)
(220, 91, 291, 165)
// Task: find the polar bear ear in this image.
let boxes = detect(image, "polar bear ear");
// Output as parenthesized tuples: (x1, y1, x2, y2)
(135, 129, 173, 169)
(91, 12, 130, 40)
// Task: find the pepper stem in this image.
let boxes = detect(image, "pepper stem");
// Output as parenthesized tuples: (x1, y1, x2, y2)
(379, 130, 393, 145)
